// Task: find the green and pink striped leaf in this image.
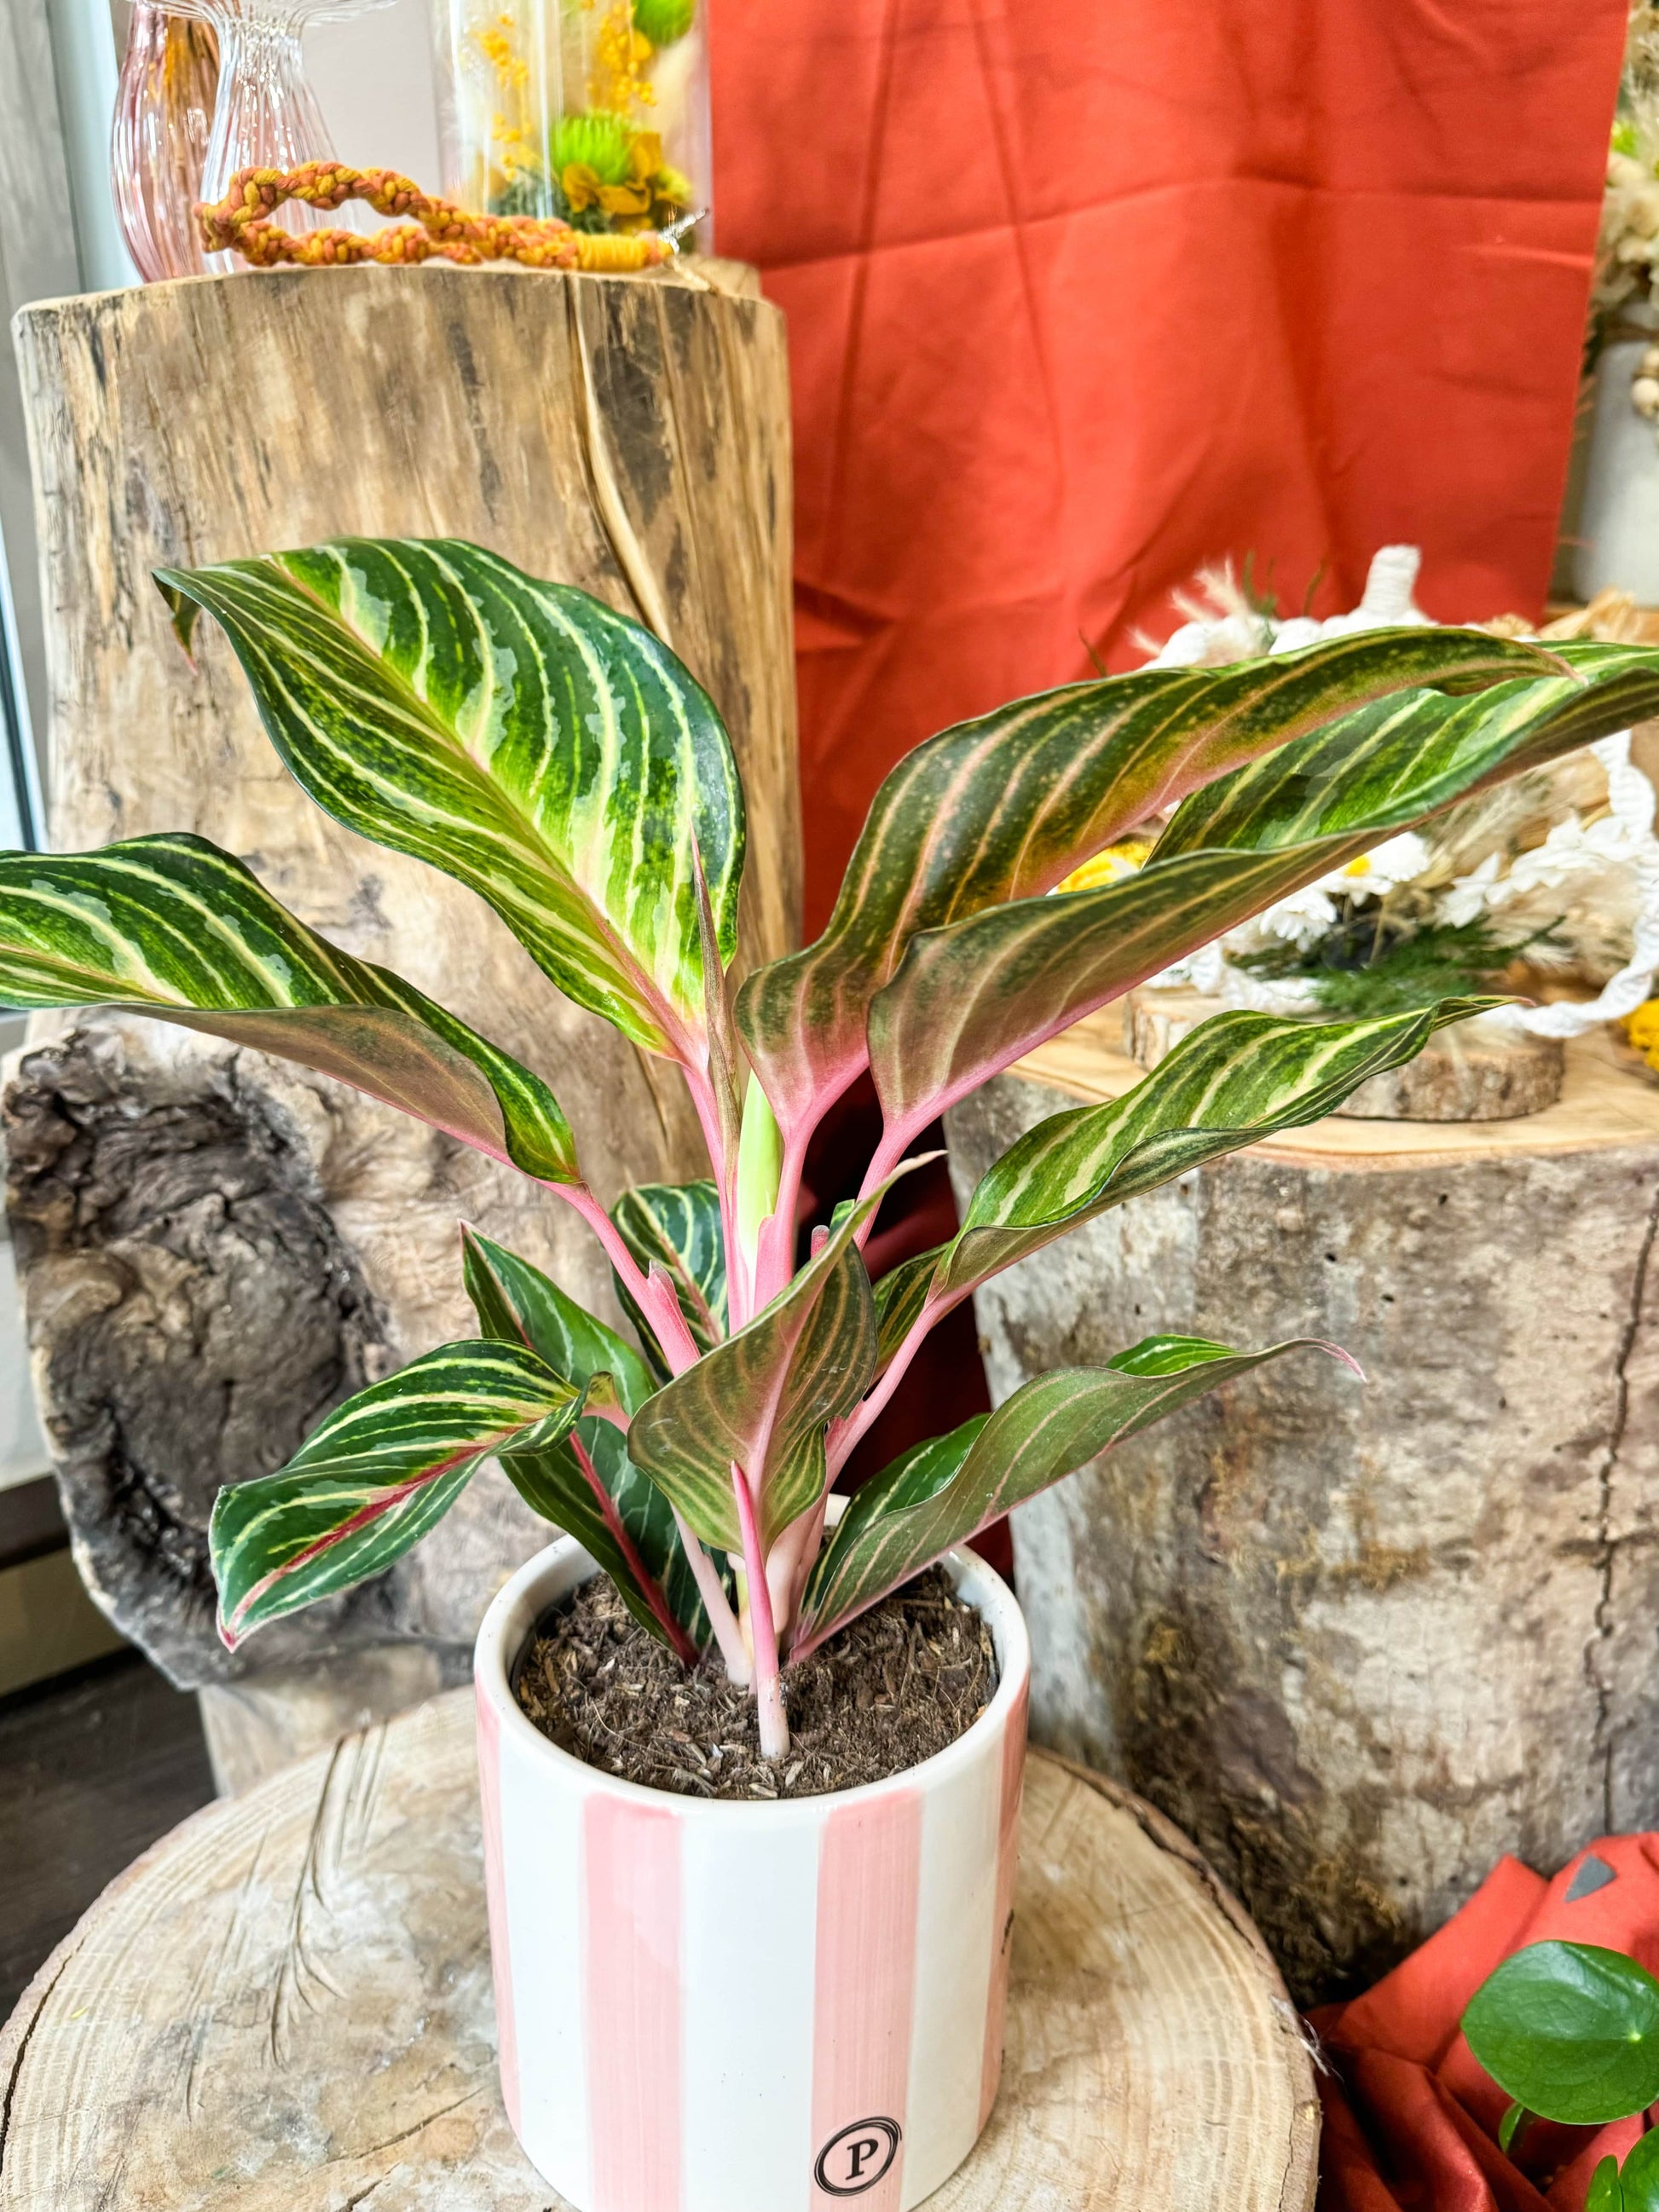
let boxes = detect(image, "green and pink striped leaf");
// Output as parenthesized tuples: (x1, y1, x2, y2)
(209, 1339, 586, 1647)
(863, 641, 1659, 1149)
(796, 1333, 1349, 1650)
(905, 997, 1502, 1327)
(627, 1184, 892, 1554)
(157, 538, 744, 1062)
(461, 1226, 718, 1652)
(734, 628, 1564, 1149)
(610, 1179, 729, 1377)
(0, 833, 578, 1182)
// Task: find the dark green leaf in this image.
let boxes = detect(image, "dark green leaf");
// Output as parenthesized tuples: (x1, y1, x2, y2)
(1620, 2127, 1659, 2210)
(1462, 1942, 1659, 2126)
(1590, 2157, 1626, 2212)
(924, 1000, 1499, 1312)
(460, 1225, 715, 1646)
(1497, 2101, 1533, 2156)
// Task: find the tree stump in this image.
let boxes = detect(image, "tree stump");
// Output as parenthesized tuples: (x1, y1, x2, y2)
(945, 1014, 1659, 2005)
(0, 1688, 1318, 2211)
(3, 263, 801, 1707)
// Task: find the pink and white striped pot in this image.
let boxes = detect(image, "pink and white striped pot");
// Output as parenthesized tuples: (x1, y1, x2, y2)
(474, 1534, 1030, 2212)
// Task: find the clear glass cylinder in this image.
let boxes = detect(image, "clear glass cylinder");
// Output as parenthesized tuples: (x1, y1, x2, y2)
(154, 0, 390, 272)
(111, 5, 221, 282)
(431, 0, 712, 245)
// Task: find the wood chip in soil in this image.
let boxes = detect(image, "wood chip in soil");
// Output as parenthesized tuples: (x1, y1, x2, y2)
(512, 1565, 998, 1799)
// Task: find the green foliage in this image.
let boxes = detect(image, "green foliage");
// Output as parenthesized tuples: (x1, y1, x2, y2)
(1234, 912, 1525, 1018)
(632, 0, 695, 44)
(1463, 1940, 1659, 2125)
(549, 108, 638, 184)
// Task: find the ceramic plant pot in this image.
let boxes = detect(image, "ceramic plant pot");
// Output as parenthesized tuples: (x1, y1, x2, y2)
(473, 1535, 1031, 2212)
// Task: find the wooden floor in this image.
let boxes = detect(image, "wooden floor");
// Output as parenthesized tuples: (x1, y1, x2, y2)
(0, 1649, 215, 2021)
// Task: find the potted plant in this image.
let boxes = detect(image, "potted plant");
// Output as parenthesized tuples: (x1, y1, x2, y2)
(2, 538, 1655, 2208)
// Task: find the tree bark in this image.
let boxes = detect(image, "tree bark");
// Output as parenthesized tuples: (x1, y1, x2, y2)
(3, 262, 801, 1695)
(0, 1693, 1318, 2212)
(946, 1013, 1659, 2004)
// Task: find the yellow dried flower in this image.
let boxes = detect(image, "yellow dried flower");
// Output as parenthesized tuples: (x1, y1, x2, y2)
(1055, 838, 1153, 894)
(1623, 998, 1659, 1069)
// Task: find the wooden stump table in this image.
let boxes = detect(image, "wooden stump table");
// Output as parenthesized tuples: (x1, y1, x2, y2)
(0, 1689, 1317, 2210)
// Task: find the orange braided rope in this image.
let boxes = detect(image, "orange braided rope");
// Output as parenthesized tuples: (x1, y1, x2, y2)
(197, 162, 677, 273)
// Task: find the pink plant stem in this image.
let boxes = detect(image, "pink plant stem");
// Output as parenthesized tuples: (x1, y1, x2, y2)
(554, 1181, 701, 1374)
(671, 1505, 750, 1685)
(731, 1460, 788, 1759)
(570, 1435, 700, 1666)
(685, 1061, 748, 1328)
(779, 1490, 831, 1643)
(751, 1126, 812, 1311)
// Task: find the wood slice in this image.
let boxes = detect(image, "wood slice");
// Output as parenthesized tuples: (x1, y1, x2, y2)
(3, 263, 801, 1696)
(1124, 987, 1566, 1119)
(0, 1689, 1317, 2212)
(945, 1015, 1659, 2005)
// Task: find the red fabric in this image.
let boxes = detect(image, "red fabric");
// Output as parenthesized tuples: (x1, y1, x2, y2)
(1313, 1838, 1659, 2210)
(709, 0, 1628, 933)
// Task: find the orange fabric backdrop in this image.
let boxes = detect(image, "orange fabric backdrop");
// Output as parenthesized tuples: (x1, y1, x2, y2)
(710, 0, 1628, 933)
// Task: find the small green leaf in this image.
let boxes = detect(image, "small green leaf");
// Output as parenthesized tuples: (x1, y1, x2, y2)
(1589, 2155, 1627, 2212)
(1497, 2100, 1533, 2156)
(735, 1073, 783, 1277)
(210, 1339, 583, 1646)
(1463, 1942, 1659, 2126)
(1620, 2128, 1659, 2210)
(460, 1225, 716, 1647)
(610, 1180, 729, 1375)
(627, 1182, 888, 1553)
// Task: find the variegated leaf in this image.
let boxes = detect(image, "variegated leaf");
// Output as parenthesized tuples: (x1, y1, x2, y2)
(864, 641, 1659, 1146)
(919, 999, 1500, 1313)
(1156, 640, 1659, 858)
(158, 539, 744, 1060)
(872, 1246, 944, 1373)
(461, 1226, 715, 1649)
(210, 1339, 583, 1646)
(735, 629, 1564, 1146)
(626, 1186, 886, 1554)
(0, 834, 577, 1182)
(796, 1334, 1344, 1649)
(610, 1180, 729, 1377)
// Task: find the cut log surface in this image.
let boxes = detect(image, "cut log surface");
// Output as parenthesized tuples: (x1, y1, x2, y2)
(3, 262, 801, 1693)
(946, 1014, 1659, 2004)
(0, 1689, 1318, 2212)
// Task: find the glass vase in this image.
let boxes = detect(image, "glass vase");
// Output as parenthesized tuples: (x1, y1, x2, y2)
(431, 0, 712, 245)
(111, 4, 221, 282)
(156, 0, 392, 272)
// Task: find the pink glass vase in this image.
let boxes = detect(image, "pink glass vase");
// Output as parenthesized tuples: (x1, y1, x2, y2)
(112, 4, 221, 281)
